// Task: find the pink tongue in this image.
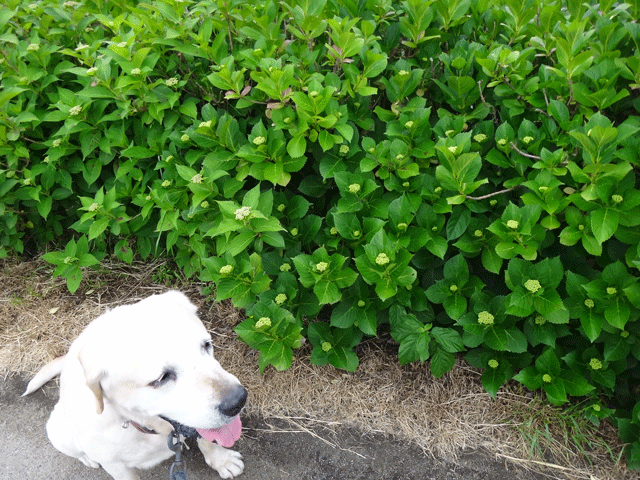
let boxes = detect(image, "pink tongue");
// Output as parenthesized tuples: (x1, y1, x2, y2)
(197, 416, 242, 448)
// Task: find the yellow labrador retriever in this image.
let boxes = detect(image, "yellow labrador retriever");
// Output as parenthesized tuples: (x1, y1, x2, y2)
(23, 290, 246, 480)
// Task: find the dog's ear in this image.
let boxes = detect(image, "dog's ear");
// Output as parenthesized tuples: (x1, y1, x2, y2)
(162, 290, 198, 313)
(77, 349, 106, 414)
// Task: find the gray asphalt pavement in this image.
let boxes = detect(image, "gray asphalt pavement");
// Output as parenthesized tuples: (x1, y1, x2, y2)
(1, 374, 549, 480)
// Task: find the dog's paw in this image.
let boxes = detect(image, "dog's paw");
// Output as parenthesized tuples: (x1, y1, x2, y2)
(78, 454, 101, 469)
(197, 437, 244, 479)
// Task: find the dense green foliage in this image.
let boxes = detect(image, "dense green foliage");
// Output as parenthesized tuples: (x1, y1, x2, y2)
(1, 0, 640, 467)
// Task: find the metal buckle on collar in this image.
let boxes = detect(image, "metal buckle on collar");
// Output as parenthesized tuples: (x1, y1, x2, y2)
(168, 429, 187, 480)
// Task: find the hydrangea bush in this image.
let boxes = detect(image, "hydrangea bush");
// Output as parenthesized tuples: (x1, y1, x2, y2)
(1, 0, 639, 467)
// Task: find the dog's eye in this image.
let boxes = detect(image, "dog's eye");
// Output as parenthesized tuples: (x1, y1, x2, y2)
(149, 370, 176, 388)
(203, 340, 214, 355)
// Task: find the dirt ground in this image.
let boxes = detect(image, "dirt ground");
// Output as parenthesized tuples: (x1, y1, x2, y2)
(0, 258, 633, 480)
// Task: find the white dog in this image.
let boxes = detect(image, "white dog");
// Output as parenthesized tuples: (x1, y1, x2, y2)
(23, 290, 247, 480)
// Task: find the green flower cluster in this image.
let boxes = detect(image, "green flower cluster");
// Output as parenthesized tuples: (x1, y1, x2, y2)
(478, 311, 495, 325)
(524, 279, 541, 293)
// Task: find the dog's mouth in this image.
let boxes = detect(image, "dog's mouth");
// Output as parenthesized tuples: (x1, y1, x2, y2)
(160, 415, 242, 448)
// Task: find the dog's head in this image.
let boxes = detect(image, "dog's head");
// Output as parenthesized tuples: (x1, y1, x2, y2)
(76, 291, 246, 440)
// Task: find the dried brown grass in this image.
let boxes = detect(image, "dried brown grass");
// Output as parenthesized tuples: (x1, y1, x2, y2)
(0, 258, 633, 480)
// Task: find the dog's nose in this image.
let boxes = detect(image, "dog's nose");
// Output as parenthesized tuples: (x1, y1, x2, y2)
(219, 385, 247, 418)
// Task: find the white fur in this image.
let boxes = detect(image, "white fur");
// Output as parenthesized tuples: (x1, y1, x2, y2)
(23, 290, 245, 480)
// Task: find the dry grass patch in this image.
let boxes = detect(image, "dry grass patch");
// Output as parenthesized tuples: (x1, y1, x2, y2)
(0, 258, 633, 479)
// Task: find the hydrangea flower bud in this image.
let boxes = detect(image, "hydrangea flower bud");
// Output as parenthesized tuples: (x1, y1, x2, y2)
(524, 279, 541, 293)
(219, 265, 233, 275)
(375, 253, 390, 265)
(506, 220, 519, 229)
(235, 206, 251, 220)
(315, 262, 328, 272)
(255, 317, 271, 329)
(478, 311, 494, 325)
(348, 183, 361, 194)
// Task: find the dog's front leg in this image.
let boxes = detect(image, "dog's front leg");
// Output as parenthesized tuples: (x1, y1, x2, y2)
(197, 437, 244, 479)
(100, 462, 141, 480)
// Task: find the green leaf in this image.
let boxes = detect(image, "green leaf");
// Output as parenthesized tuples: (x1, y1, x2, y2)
(318, 129, 334, 151)
(444, 254, 469, 283)
(561, 372, 594, 396)
(77, 253, 100, 267)
(536, 347, 561, 376)
(262, 341, 294, 371)
(443, 294, 467, 320)
(543, 379, 568, 405)
(37, 196, 53, 219)
(485, 326, 527, 353)
(604, 336, 630, 362)
(446, 206, 470, 240)
(534, 291, 568, 320)
(216, 277, 253, 308)
(226, 230, 256, 256)
(514, 366, 542, 390)
(430, 347, 455, 378)
(328, 346, 359, 371)
(591, 207, 619, 244)
(481, 246, 503, 274)
(605, 298, 630, 329)
(122, 145, 156, 159)
(66, 266, 83, 294)
(375, 277, 397, 301)
(431, 327, 464, 353)
(261, 231, 285, 248)
(313, 280, 341, 304)
(482, 367, 508, 399)
(331, 302, 359, 329)
(507, 289, 535, 317)
(88, 217, 110, 240)
(580, 310, 604, 342)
